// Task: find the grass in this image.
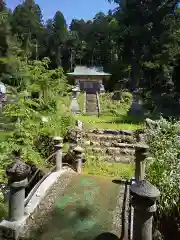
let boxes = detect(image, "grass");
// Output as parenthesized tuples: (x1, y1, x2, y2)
(83, 155, 134, 180)
(77, 92, 85, 113)
(76, 114, 143, 130)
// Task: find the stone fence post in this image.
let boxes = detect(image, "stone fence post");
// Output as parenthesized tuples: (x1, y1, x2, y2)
(134, 144, 149, 182)
(6, 159, 30, 222)
(54, 137, 63, 171)
(130, 180, 160, 240)
(73, 146, 84, 173)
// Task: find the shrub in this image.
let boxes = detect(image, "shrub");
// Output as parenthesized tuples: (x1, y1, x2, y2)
(120, 91, 133, 105)
(145, 117, 180, 217)
(0, 58, 75, 179)
(100, 91, 133, 116)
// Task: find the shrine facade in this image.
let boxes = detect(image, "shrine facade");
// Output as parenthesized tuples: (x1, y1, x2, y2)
(67, 66, 111, 93)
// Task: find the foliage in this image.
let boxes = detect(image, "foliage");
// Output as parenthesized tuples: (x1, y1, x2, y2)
(146, 117, 180, 217)
(0, 58, 74, 182)
(100, 92, 132, 116)
(77, 92, 85, 113)
(1, 0, 179, 112)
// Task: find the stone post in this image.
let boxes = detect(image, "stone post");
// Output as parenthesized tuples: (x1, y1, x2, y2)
(134, 144, 149, 182)
(130, 180, 160, 240)
(54, 136, 63, 171)
(73, 146, 84, 173)
(6, 159, 30, 222)
(70, 88, 80, 114)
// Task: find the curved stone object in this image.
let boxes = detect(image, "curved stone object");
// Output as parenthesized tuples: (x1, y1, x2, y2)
(6, 159, 31, 182)
(73, 146, 84, 154)
(130, 180, 160, 200)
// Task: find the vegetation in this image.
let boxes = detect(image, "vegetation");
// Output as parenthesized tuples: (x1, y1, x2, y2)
(146, 118, 180, 237)
(100, 91, 133, 116)
(0, 0, 179, 116)
(83, 154, 134, 179)
(0, 0, 179, 236)
(0, 58, 74, 181)
(146, 118, 180, 216)
(76, 115, 142, 130)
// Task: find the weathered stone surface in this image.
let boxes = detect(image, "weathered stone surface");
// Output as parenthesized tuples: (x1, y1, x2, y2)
(6, 160, 30, 182)
(84, 140, 91, 146)
(69, 98, 80, 114)
(0, 170, 76, 240)
(82, 134, 136, 147)
(130, 180, 160, 199)
(90, 141, 101, 147)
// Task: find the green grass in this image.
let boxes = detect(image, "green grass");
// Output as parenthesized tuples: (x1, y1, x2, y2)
(76, 114, 143, 130)
(83, 155, 134, 180)
(0, 131, 12, 142)
(77, 93, 85, 113)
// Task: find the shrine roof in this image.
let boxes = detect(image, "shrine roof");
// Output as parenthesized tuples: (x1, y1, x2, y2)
(67, 66, 111, 76)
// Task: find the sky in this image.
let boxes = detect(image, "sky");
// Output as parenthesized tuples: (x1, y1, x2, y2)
(6, 0, 117, 26)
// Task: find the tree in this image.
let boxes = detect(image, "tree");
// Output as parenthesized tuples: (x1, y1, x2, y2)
(11, 0, 43, 57)
(51, 11, 67, 67)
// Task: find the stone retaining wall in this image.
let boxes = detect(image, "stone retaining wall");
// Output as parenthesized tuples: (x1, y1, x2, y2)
(81, 129, 143, 164)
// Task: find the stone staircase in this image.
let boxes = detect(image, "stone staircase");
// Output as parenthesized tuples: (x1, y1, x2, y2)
(82, 130, 138, 163)
(85, 92, 99, 115)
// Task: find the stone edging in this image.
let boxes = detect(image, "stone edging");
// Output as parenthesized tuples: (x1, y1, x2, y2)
(89, 129, 136, 135)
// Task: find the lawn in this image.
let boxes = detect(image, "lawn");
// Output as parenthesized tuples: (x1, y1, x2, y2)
(76, 114, 144, 130)
(83, 155, 134, 180)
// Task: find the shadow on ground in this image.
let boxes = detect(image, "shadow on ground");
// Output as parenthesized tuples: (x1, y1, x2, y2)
(113, 114, 145, 125)
(30, 204, 104, 240)
(94, 232, 119, 239)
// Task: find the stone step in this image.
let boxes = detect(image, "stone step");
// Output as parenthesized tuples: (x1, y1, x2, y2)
(85, 112, 99, 115)
(87, 155, 134, 164)
(86, 147, 135, 156)
(83, 133, 136, 144)
(83, 139, 136, 148)
(85, 129, 135, 136)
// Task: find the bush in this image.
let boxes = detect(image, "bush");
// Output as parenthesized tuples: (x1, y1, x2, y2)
(120, 91, 133, 104)
(145, 117, 180, 217)
(0, 58, 75, 181)
(100, 92, 133, 116)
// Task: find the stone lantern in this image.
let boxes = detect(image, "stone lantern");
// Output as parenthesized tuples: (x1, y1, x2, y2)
(73, 146, 85, 173)
(69, 86, 80, 114)
(6, 157, 30, 222)
(130, 180, 160, 240)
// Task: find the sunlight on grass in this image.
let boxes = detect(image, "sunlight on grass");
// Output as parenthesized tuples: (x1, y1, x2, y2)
(76, 115, 143, 130)
(83, 155, 134, 180)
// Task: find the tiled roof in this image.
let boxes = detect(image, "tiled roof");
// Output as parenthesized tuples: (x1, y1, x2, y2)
(67, 66, 111, 76)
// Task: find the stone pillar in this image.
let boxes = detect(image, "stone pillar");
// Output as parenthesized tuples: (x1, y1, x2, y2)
(6, 159, 30, 222)
(70, 89, 80, 114)
(54, 136, 63, 171)
(134, 144, 149, 182)
(130, 180, 160, 240)
(73, 146, 84, 173)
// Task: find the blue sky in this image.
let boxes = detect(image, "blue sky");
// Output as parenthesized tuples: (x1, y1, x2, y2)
(6, 0, 117, 25)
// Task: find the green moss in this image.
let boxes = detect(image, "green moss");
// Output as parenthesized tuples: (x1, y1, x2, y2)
(30, 174, 120, 240)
